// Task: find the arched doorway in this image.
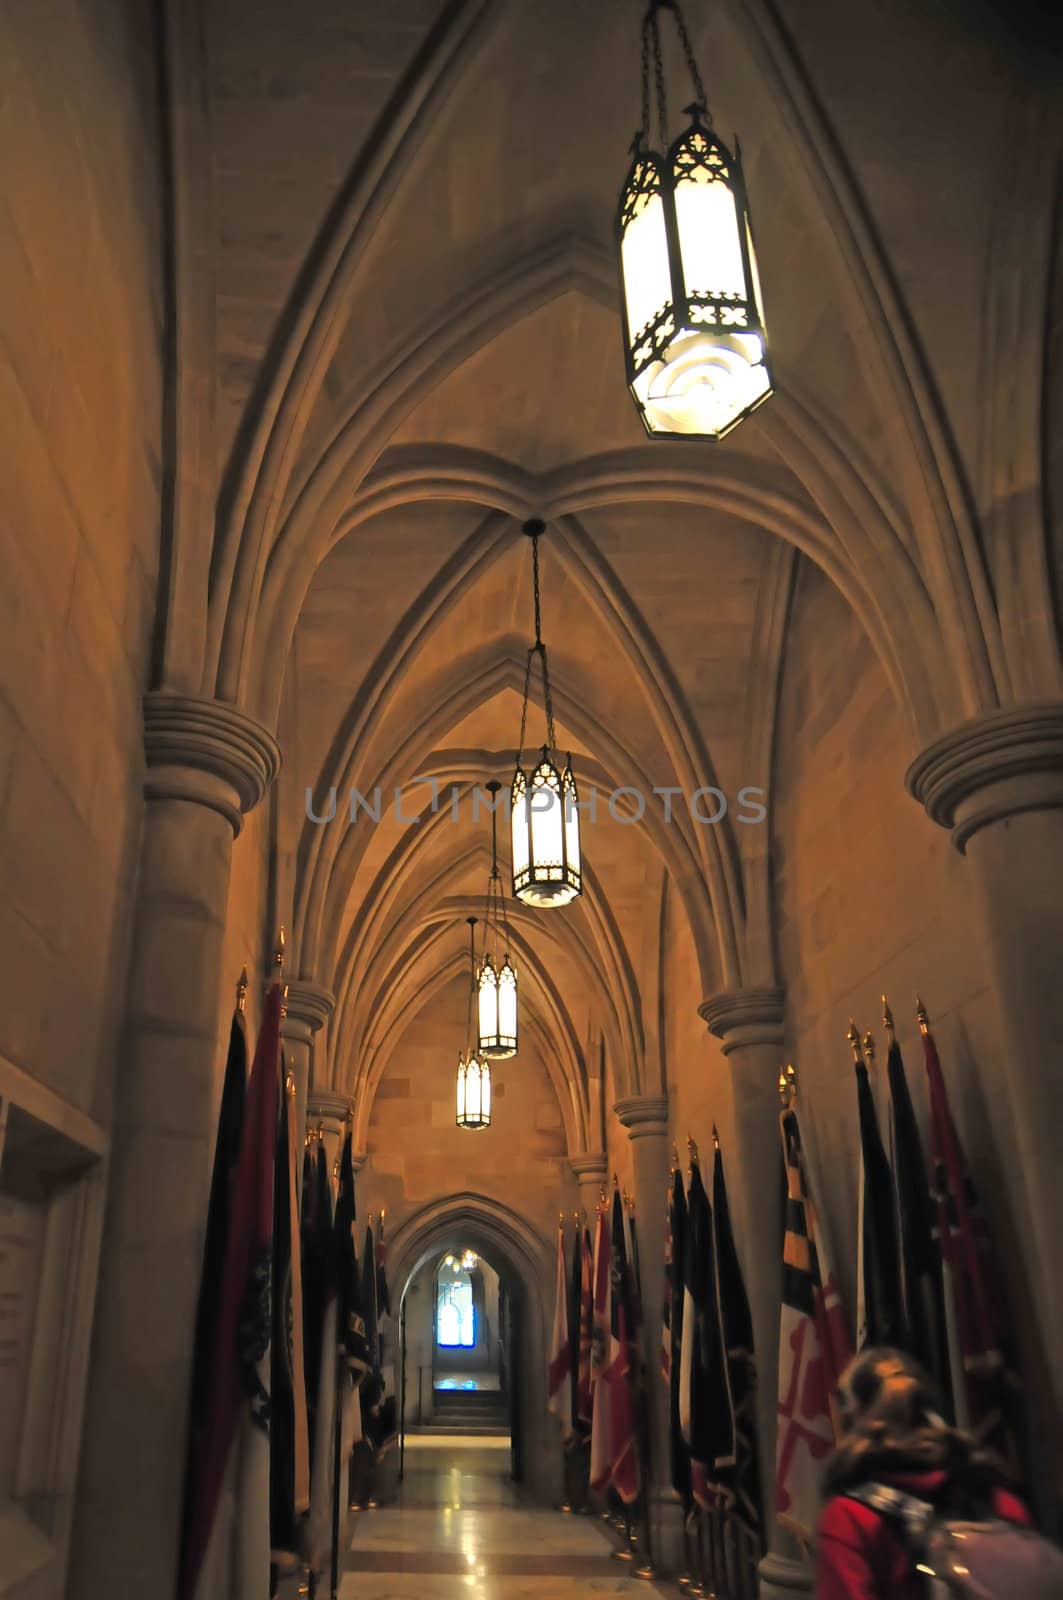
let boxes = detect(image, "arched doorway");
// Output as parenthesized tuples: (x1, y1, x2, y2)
(387, 1193, 557, 1504)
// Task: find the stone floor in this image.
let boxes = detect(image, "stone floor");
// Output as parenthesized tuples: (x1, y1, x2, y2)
(339, 1438, 673, 1600)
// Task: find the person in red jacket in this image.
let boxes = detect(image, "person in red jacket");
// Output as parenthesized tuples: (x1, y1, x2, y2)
(814, 1347, 1029, 1599)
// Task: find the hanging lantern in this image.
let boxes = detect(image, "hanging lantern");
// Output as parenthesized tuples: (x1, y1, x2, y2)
(511, 521, 582, 909)
(616, 0, 772, 440)
(478, 780, 518, 1057)
(456, 915, 492, 1130)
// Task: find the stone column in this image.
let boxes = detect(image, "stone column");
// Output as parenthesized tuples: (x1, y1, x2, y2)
(569, 1152, 608, 1220)
(282, 980, 335, 1150)
(699, 988, 810, 1599)
(907, 705, 1063, 1433)
(614, 1095, 683, 1574)
(70, 694, 280, 1600)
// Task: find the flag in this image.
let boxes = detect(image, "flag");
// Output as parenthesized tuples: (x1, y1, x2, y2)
(596, 1189, 640, 1503)
(712, 1134, 762, 1538)
(775, 1098, 851, 1547)
(853, 1044, 903, 1349)
(547, 1224, 573, 1438)
(359, 1222, 384, 1451)
(178, 1000, 247, 1600)
(665, 1166, 691, 1509)
(886, 1031, 952, 1405)
(922, 1020, 1021, 1466)
(181, 980, 281, 1600)
(335, 1133, 370, 1387)
(567, 1216, 585, 1444)
(305, 1145, 338, 1572)
(375, 1213, 391, 1318)
(576, 1226, 594, 1429)
(588, 1205, 611, 1492)
(678, 1152, 733, 1509)
(270, 1066, 311, 1569)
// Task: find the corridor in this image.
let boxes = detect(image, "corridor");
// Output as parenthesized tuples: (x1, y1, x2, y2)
(340, 1439, 671, 1600)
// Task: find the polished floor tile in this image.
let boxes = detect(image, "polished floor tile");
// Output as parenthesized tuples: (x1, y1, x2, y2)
(339, 1440, 672, 1600)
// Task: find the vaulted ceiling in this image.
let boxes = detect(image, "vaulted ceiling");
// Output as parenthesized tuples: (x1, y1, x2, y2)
(183, 0, 1059, 1152)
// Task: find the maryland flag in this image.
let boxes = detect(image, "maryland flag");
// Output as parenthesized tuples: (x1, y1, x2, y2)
(775, 1095, 851, 1547)
(664, 1166, 691, 1509)
(922, 1015, 1022, 1467)
(885, 1026, 952, 1407)
(853, 1040, 903, 1349)
(178, 995, 247, 1600)
(679, 1152, 733, 1509)
(180, 979, 281, 1600)
(547, 1224, 573, 1438)
(712, 1134, 762, 1538)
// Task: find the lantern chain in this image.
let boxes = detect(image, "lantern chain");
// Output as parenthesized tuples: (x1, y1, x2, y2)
(464, 916, 477, 1056)
(639, 0, 709, 146)
(515, 530, 558, 762)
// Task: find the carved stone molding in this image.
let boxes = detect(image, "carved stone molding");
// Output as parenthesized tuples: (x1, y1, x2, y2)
(906, 702, 1063, 852)
(143, 692, 281, 837)
(305, 1089, 353, 1134)
(282, 980, 335, 1042)
(614, 1094, 669, 1140)
(698, 986, 785, 1054)
(568, 1153, 608, 1181)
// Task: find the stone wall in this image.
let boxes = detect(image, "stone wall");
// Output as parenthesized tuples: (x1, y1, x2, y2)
(0, 0, 162, 1122)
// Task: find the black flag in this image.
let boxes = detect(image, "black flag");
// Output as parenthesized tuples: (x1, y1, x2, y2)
(886, 1032, 952, 1406)
(666, 1167, 692, 1509)
(679, 1155, 733, 1507)
(854, 1046, 903, 1347)
(712, 1135, 762, 1536)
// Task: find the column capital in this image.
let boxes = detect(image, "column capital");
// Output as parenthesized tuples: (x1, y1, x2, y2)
(699, 986, 785, 1053)
(305, 1089, 353, 1136)
(614, 1094, 669, 1139)
(568, 1153, 608, 1182)
(906, 702, 1063, 853)
(143, 692, 281, 837)
(282, 979, 335, 1041)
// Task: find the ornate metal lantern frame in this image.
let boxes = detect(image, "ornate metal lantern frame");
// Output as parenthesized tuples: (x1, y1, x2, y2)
(478, 780, 518, 1058)
(616, 0, 773, 441)
(456, 915, 492, 1130)
(510, 520, 582, 910)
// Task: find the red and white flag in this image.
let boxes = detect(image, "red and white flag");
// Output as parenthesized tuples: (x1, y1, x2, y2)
(547, 1224, 572, 1438)
(775, 1096, 851, 1547)
(588, 1206, 612, 1492)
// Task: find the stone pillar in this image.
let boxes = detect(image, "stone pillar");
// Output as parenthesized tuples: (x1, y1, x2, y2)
(907, 704, 1063, 1435)
(569, 1152, 608, 1221)
(699, 988, 810, 1599)
(282, 980, 335, 1150)
(70, 694, 280, 1600)
(614, 1095, 683, 1574)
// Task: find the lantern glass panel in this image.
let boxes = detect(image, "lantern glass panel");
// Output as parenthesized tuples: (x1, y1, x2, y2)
(497, 960, 517, 1048)
(456, 1056, 467, 1122)
(674, 167, 745, 301)
(510, 768, 529, 887)
(478, 958, 499, 1049)
(621, 185, 673, 347)
(561, 761, 581, 886)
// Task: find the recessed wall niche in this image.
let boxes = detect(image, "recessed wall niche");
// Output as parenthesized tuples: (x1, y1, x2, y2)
(0, 1059, 107, 1600)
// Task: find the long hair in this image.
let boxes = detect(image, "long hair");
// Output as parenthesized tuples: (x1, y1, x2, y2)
(822, 1347, 1011, 1500)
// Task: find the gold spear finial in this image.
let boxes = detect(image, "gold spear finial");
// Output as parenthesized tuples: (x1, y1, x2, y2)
(670, 1142, 679, 1173)
(712, 1125, 720, 1151)
(862, 1029, 876, 1066)
(882, 995, 896, 1043)
(846, 1019, 863, 1062)
(236, 965, 249, 1013)
(779, 1063, 798, 1105)
(687, 1135, 700, 1165)
(285, 1070, 296, 1097)
(275, 925, 286, 973)
(280, 982, 289, 1019)
(916, 995, 930, 1035)
(778, 1068, 790, 1104)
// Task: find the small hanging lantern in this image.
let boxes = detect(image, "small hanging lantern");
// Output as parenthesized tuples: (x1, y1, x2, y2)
(456, 915, 492, 1130)
(511, 521, 582, 909)
(616, 0, 772, 440)
(478, 780, 518, 1058)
